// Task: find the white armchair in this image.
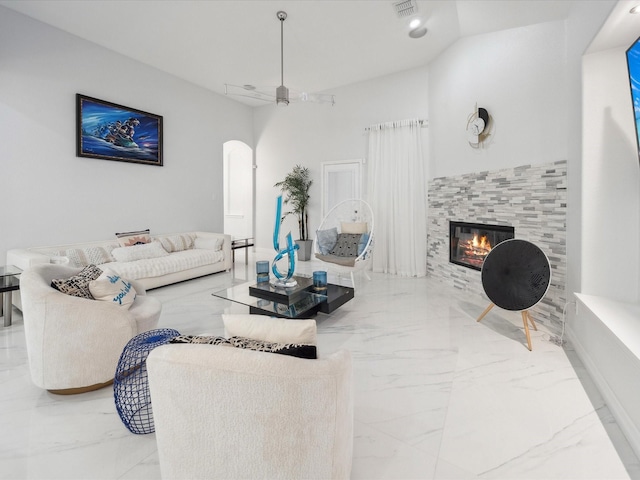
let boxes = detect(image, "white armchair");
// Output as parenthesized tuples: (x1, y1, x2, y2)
(20, 264, 162, 394)
(147, 344, 353, 480)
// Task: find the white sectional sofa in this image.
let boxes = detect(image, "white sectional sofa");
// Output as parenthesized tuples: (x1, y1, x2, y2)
(7, 231, 232, 309)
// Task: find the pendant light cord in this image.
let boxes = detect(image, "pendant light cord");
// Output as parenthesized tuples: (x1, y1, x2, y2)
(280, 15, 284, 86)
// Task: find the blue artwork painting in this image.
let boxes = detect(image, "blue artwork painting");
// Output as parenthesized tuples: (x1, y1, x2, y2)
(626, 38, 640, 162)
(77, 94, 163, 166)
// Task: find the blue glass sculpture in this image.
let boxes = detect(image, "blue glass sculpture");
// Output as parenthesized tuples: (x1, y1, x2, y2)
(114, 328, 180, 434)
(272, 195, 299, 287)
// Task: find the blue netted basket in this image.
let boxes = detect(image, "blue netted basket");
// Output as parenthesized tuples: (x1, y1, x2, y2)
(114, 328, 180, 434)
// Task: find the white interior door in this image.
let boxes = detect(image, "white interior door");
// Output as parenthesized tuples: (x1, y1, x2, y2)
(321, 159, 363, 218)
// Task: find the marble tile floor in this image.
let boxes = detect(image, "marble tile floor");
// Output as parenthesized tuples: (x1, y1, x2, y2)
(1, 250, 640, 480)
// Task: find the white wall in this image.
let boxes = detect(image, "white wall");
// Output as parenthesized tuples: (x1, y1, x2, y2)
(582, 47, 640, 301)
(428, 4, 615, 302)
(428, 21, 568, 179)
(252, 66, 429, 249)
(565, 0, 617, 302)
(564, 4, 640, 459)
(0, 7, 253, 261)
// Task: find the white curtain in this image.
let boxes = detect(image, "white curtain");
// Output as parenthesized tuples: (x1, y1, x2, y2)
(367, 119, 427, 277)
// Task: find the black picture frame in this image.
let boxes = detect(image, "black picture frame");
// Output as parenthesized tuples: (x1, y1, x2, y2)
(76, 94, 163, 166)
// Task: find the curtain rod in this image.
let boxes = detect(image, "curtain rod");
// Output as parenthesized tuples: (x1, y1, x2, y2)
(364, 119, 428, 131)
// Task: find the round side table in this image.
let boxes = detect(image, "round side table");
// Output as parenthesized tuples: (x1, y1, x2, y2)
(114, 328, 180, 434)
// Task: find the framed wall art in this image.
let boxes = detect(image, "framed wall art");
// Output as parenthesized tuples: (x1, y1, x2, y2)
(76, 94, 163, 166)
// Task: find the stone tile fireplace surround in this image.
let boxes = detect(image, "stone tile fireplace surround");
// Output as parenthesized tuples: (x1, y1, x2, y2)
(427, 160, 567, 332)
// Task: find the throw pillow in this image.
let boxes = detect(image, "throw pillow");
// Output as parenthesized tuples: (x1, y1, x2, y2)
(341, 222, 368, 234)
(55, 246, 115, 268)
(49, 256, 70, 265)
(222, 314, 317, 345)
(330, 233, 363, 257)
(89, 270, 137, 308)
(157, 234, 195, 253)
(316, 227, 338, 255)
(170, 335, 232, 345)
(357, 233, 370, 256)
(112, 241, 169, 262)
(51, 264, 103, 299)
(228, 336, 317, 359)
(194, 236, 224, 251)
(115, 229, 151, 247)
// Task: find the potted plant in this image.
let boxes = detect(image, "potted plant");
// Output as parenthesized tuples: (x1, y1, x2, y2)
(274, 165, 313, 261)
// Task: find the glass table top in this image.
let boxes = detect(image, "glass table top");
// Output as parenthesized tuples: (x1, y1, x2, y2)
(0, 265, 22, 278)
(0, 266, 21, 293)
(213, 276, 328, 319)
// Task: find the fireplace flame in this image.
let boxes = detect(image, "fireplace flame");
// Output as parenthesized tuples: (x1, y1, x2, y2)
(471, 234, 491, 251)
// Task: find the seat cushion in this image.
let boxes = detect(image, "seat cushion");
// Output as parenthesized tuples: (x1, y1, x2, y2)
(112, 242, 169, 262)
(315, 253, 357, 267)
(102, 248, 224, 280)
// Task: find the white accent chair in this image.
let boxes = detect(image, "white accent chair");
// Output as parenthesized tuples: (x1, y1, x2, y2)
(20, 264, 162, 394)
(147, 344, 353, 480)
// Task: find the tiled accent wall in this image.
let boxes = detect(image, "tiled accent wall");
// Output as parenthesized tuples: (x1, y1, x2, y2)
(427, 160, 567, 332)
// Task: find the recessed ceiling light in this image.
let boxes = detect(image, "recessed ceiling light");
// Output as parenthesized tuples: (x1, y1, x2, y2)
(409, 18, 421, 29)
(630, 5, 640, 13)
(409, 27, 427, 39)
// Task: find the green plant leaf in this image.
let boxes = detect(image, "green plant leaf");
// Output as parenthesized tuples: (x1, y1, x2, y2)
(274, 165, 312, 240)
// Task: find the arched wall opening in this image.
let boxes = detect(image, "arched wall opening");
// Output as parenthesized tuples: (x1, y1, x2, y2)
(223, 140, 254, 241)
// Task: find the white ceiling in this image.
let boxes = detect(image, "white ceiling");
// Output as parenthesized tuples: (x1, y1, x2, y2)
(588, 0, 640, 53)
(1, 0, 579, 106)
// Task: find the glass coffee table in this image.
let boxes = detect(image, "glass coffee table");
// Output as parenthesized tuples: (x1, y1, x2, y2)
(213, 275, 354, 319)
(1, 265, 22, 327)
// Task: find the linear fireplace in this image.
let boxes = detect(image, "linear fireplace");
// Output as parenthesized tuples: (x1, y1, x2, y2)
(449, 221, 515, 271)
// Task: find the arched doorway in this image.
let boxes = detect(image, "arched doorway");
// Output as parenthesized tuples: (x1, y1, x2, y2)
(223, 140, 254, 242)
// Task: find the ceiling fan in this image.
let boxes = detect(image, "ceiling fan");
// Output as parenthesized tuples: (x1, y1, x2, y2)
(224, 11, 335, 106)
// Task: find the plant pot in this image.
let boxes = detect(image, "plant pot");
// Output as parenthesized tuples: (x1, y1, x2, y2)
(295, 240, 313, 261)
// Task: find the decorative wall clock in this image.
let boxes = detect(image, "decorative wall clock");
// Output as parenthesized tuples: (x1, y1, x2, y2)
(466, 106, 491, 148)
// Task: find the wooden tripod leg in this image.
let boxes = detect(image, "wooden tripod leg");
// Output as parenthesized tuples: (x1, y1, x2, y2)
(521, 311, 532, 351)
(526, 311, 537, 331)
(477, 303, 495, 323)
